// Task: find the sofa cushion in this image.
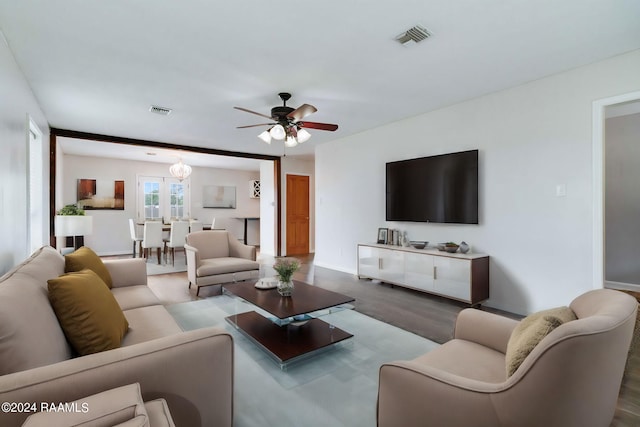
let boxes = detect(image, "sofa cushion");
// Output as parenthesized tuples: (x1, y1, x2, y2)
(112, 285, 161, 311)
(48, 269, 129, 355)
(196, 257, 259, 277)
(0, 246, 65, 291)
(22, 383, 149, 427)
(413, 339, 507, 383)
(145, 399, 176, 427)
(121, 305, 183, 347)
(0, 275, 73, 375)
(505, 306, 577, 376)
(65, 246, 113, 288)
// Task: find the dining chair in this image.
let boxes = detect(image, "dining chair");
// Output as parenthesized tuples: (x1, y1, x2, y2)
(164, 221, 190, 266)
(189, 220, 203, 232)
(128, 218, 143, 258)
(141, 221, 164, 264)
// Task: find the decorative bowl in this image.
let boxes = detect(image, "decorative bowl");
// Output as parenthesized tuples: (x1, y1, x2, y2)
(444, 243, 459, 253)
(437, 243, 446, 251)
(410, 241, 428, 249)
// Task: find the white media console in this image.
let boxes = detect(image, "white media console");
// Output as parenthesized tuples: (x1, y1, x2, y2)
(357, 243, 489, 305)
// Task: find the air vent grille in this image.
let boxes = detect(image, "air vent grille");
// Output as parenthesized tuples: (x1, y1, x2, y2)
(395, 25, 432, 45)
(149, 105, 172, 115)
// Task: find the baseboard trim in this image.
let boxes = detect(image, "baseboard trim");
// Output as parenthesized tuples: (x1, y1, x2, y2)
(605, 280, 640, 291)
(313, 261, 357, 276)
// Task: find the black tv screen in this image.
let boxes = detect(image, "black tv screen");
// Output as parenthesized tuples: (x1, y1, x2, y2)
(386, 150, 478, 224)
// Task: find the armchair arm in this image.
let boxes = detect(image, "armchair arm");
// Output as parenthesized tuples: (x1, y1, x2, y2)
(378, 360, 504, 427)
(228, 237, 256, 261)
(0, 327, 233, 427)
(454, 308, 519, 354)
(103, 258, 148, 288)
(184, 244, 199, 284)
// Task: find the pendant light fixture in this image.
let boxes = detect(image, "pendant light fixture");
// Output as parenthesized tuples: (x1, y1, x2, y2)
(169, 159, 192, 181)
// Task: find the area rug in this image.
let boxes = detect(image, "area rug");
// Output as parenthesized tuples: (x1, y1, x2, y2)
(166, 295, 439, 427)
(143, 252, 187, 275)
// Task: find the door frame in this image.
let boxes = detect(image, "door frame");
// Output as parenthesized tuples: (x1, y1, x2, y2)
(49, 128, 282, 254)
(592, 90, 640, 289)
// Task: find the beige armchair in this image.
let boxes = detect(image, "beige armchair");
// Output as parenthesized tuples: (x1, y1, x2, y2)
(185, 230, 259, 296)
(377, 289, 638, 427)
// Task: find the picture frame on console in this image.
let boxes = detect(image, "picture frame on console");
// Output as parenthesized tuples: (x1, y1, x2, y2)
(377, 228, 388, 244)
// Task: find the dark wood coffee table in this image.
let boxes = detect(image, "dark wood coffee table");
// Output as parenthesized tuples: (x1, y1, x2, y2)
(223, 280, 355, 368)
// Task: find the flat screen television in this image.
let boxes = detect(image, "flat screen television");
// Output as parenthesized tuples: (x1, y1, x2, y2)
(386, 149, 478, 224)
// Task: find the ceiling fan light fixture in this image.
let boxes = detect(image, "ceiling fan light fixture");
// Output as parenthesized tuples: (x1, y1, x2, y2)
(270, 124, 286, 140)
(296, 128, 311, 143)
(258, 130, 272, 144)
(285, 135, 298, 147)
(169, 159, 192, 181)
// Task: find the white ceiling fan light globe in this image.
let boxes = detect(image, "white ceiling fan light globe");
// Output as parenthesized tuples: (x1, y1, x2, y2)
(285, 135, 298, 147)
(258, 130, 272, 144)
(296, 128, 311, 143)
(269, 124, 286, 140)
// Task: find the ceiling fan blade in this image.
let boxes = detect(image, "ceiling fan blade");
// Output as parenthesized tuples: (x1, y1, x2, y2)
(287, 104, 317, 121)
(236, 123, 275, 129)
(299, 121, 339, 131)
(233, 106, 273, 120)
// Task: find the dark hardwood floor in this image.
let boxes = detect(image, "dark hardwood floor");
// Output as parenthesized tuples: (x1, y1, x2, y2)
(146, 253, 640, 427)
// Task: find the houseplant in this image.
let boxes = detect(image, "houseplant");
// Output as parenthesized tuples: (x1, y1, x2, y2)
(273, 258, 300, 297)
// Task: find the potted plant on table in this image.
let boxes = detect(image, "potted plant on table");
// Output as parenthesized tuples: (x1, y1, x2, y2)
(273, 258, 300, 297)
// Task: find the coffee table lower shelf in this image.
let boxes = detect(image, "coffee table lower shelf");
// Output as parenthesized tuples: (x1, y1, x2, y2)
(225, 311, 353, 369)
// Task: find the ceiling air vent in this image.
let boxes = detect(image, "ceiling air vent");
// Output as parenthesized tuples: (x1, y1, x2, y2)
(149, 105, 172, 115)
(395, 25, 432, 45)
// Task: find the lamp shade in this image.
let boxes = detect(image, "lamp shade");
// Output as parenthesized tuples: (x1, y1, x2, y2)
(285, 135, 298, 147)
(296, 128, 311, 143)
(55, 215, 93, 237)
(258, 130, 272, 144)
(269, 124, 286, 140)
(169, 160, 192, 180)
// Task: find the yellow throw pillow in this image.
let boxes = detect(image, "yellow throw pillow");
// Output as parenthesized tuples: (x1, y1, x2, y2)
(65, 246, 113, 288)
(48, 269, 129, 356)
(505, 306, 577, 377)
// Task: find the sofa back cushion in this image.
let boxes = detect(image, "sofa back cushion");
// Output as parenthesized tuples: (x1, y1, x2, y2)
(186, 230, 230, 260)
(1, 246, 66, 290)
(0, 247, 73, 375)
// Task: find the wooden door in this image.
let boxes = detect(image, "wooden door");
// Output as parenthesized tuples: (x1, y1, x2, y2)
(286, 174, 309, 255)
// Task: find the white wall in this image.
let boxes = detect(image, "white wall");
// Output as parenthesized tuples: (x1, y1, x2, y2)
(0, 33, 50, 274)
(60, 154, 259, 255)
(315, 49, 640, 315)
(259, 160, 276, 255)
(281, 157, 315, 255)
(605, 112, 640, 285)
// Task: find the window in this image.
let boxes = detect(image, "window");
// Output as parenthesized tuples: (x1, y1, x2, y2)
(137, 175, 190, 222)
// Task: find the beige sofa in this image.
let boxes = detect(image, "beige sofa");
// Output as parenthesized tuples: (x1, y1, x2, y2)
(0, 246, 233, 427)
(185, 230, 260, 296)
(377, 289, 637, 427)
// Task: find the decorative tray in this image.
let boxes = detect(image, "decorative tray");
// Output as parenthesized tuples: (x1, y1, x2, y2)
(254, 277, 278, 290)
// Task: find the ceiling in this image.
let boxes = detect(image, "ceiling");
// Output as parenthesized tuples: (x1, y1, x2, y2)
(1, 0, 639, 163)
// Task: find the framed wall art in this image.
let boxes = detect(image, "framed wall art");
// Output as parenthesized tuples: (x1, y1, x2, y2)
(77, 179, 124, 210)
(203, 185, 236, 209)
